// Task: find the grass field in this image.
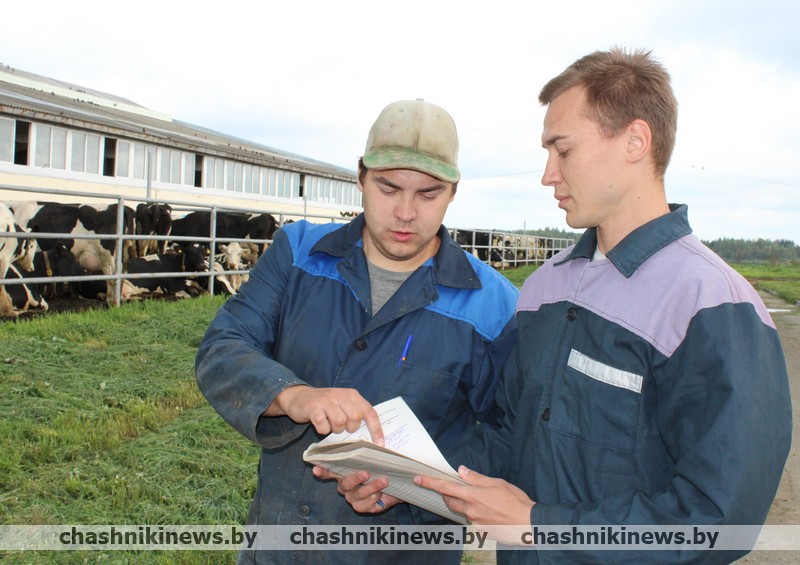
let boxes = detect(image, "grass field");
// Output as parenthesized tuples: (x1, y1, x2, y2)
(1, 261, 797, 563)
(730, 262, 800, 305)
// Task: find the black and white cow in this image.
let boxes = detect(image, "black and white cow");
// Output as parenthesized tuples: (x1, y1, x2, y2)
(10, 201, 135, 304)
(135, 202, 172, 257)
(5, 242, 85, 312)
(169, 210, 277, 262)
(1, 203, 38, 316)
(450, 228, 515, 268)
(123, 243, 210, 298)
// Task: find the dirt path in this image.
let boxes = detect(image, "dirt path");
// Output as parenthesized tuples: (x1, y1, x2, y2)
(464, 291, 799, 565)
(738, 291, 799, 564)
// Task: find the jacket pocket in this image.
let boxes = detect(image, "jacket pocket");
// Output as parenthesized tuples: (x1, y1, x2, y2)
(376, 356, 461, 438)
(548, 349, 643, 453)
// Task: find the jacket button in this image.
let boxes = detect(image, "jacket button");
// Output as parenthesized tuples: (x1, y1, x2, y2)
(541, 408, 551, 421)
(567, 307, 577, 321)
(298, 505, 310, 516)
(354, 339, 367, 351)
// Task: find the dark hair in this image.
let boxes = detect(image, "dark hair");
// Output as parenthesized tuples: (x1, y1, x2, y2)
(539, 47, 678, 179)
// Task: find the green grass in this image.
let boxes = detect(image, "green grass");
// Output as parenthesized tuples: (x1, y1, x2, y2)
(0, 260, 795, 563)
(501, 263, 539, 288)
(0, 296, 256, 564)
(730, 262, 800, 304)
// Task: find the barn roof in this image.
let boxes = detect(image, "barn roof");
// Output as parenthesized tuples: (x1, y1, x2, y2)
(0, 65, 355, 182)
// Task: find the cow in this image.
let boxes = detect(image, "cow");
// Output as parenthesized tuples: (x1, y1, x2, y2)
(1, 203, 38, 316)
(123, 243, 210, 298)
(135, 202, 173, 257)
(4, 242, 85, 312)
(210, 242, 248, 295)
(169, 210, 277, 261)
(10, 201, 135, 305)
(208, 261, 248, 296)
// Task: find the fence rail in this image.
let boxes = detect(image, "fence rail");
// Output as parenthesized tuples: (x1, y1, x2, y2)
(1, 184, 573, 309)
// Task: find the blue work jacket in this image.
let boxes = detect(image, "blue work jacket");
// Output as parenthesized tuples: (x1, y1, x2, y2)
(196, 215, 518, 564)
(457, 205, 792, 564)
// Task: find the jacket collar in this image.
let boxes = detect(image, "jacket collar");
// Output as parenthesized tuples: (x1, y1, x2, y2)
(311, 214, 482, 290)
(556, 203, 692, 278)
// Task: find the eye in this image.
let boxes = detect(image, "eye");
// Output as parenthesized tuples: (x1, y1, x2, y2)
(558, 149, 570, 158)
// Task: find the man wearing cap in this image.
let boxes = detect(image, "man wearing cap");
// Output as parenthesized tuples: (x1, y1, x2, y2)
(195, 99, 518, 564)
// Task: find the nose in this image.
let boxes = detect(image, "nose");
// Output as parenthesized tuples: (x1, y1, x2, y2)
(541, 154, 562, 188)
(394, 193, 416, 222)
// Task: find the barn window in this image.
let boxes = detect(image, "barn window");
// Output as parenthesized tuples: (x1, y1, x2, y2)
(34, 124, 51, 167)
(194, 154, 203, 187)
(0, 117, 13, 163)
(171, 151, 181, 184)
(159, 148, 171, 182)
(14, 120, 30, 165)
(225, 160, 235, 190)
(116, 140, 131, 177)
(86, 134, 101, 174)
(103, 138, 117, 176)
(32, 123, 67, 169)
(71, 132, 86, 171)
(133, 143, 146, 179)
(182, 153, 194, 185)
(69, 131, 101, 174)
(51, 127, 67, 169)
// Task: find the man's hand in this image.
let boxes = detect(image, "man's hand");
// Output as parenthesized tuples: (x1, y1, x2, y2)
(415, 465, 534, 545)
(264, 386, 384, 445)
(313, 467, 401, 513)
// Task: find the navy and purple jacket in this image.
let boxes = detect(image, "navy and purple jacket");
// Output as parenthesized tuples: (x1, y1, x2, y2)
(195, 215, 518, 565)
(460, 204, 792, 564)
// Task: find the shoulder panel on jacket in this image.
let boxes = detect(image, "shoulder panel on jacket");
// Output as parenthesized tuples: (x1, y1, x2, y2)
(283, 220, 346, 282)
(427, 252, 519, 341)
(518, 234, 774, 356)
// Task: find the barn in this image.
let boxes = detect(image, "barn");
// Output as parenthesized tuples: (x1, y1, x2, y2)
(0, 64, 360, 218)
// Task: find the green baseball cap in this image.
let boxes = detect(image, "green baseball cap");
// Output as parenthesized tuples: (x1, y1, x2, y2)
(363, 98, 460, 183)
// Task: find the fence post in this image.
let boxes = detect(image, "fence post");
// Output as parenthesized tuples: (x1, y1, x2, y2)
(113, 196, 125, 306)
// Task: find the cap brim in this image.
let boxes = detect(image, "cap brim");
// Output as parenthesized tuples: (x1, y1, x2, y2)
(363, 148, 460, 183)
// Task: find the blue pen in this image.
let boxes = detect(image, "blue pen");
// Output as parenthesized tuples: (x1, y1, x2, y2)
(397, 334, 413, 367)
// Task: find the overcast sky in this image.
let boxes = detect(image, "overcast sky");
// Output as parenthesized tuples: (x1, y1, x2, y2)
(2, 0, 798, 242)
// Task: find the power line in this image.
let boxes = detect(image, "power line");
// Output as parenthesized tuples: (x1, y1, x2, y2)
(463, 169, 543, 181)
(675, 163, 800, 190)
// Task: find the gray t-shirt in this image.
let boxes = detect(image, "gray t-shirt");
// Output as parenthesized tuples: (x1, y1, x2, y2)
(367, 260, 415, 315)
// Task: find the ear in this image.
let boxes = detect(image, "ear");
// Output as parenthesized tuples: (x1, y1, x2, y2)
(625, 119, 651, 164)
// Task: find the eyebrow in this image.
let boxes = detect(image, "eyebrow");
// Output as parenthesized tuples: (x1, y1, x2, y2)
(373, 174, 447, 193)
(542, 135, 568, 148)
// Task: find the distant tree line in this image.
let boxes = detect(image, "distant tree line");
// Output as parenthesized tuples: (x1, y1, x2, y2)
(514, 227, 584, 241)
(513, 228, 798, 265)
(702, 238, 799, 264)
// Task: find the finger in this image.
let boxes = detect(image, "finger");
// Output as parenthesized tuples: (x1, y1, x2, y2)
(347, 476, 388, 502)
(312, 466, 342, 480)
(337, 471, 372, 493)
(414, 475, 467, 499)
(325, 404, 350, 434)
(359, 403, 384, 446)
(456, 465, 489, 486)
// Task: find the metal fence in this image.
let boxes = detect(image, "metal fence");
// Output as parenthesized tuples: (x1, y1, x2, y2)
(1, 183, 574, 309)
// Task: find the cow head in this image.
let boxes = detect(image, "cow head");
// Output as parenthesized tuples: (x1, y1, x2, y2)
(180, 243, 210, 272)
(216, 242, 244, 271)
